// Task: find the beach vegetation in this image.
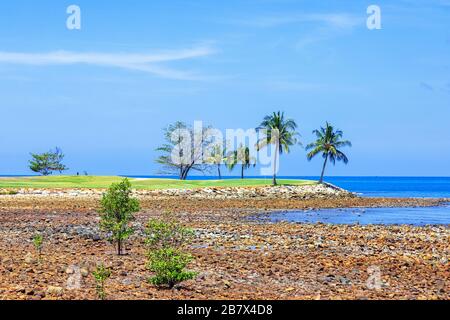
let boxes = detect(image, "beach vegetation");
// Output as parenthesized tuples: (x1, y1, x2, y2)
(227, 144, 257, 179)
(98, 178, 140, 255)
(257, 111, 300, 186)
(146, 212, 197, 288)
(306, 122, 352, 183)
(32, 233, 43, 260)
(29, 147, 68, 176)
(155, 121, 213, 180)
(92, 264, 111, 300)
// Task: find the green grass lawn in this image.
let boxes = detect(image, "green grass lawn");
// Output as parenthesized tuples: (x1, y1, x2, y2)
(0, 176, 317, 190)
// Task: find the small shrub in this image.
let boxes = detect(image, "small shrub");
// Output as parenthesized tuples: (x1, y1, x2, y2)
(98, 178, 140, 255)
(32, 233, 43, 260)
(146, 213, 194, 249)
(92, 264, 111, 300)
(147, 247, 197, 288)
(0, 190, 18, 196)
(146, 212, 197, 288)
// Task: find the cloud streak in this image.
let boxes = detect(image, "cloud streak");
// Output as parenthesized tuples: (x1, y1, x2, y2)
(0, 47, 216, 80)
(225, 13, 363, 29)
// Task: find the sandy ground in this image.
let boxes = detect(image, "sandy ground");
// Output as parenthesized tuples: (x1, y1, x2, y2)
(0, 195, 448, 300)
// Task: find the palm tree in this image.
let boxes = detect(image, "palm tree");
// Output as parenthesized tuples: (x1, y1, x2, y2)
(306, 122, 352, 184)
(206, 144, 226, 179)
(227, 144, 257, 179)
(257, 111, 299, 186)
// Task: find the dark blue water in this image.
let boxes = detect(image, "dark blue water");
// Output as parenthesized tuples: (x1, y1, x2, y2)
(127, 176, 450, 199)
(320, 177, 450, 198)
(266, 205, 450, 226)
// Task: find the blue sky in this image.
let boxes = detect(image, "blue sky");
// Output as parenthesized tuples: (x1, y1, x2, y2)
(0, 0, 449, 176)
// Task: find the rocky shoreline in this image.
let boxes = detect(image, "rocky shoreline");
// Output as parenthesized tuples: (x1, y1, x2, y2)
(0, 185, 448, 300)
(0, 202, 448, 300)
(0, 183, 355, 200)
(0, 184, 447, 214)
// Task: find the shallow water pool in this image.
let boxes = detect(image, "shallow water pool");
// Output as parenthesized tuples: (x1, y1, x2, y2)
(265, 205, 450, 226)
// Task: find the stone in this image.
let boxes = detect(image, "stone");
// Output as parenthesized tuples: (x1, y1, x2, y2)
(24, 253, 36, 264)
(65, 267, 75, 274)
(80, 268, 89, 277)
(47, 286, 64, 296)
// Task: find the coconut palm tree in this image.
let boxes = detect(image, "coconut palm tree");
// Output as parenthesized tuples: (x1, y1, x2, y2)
(306, 122, 352, 184)
(256, 111, 300, 186)
(206, 144, 226, 179)
(227, 144, 257, 179)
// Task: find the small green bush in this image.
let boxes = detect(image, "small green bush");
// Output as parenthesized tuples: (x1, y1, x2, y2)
(146, 213, 194, 249)
(146, 212, 197, 288)
(98, 178, 140, 255)
(32, 233, 43, 259)
(92, 264, 111, 300)
(147, 247, 197, 288)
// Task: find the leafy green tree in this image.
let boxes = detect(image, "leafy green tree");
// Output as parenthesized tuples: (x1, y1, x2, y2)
(206, 143, 227, 179)
(92, 264, 111, 300)
(156, 122, 213, 180)
(306, 122, 352, 184)
(257, 111, 300, 186)
(146, 212, 197, 288)
(29, 147, 68, 176)
(99, 179, 140, 255)
(227, 144, 257, 179)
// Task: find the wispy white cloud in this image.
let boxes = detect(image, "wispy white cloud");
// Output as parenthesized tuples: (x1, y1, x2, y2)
(224, 13, 363, 29)
(0, 47, 216, 80)
(222, 12, 363, 50)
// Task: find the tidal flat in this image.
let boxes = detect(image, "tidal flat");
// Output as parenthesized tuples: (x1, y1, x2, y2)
(0, 189, 448, 300)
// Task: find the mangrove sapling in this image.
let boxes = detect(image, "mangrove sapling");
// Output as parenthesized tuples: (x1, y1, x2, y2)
(92, 264, 111, 300)
(98, 178, 140, 255)
(32, 233, 43, 261)
(146, 212, 197, 288)
(147, 248, 197, 288)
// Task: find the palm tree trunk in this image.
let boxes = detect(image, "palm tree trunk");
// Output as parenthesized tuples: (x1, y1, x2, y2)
(319, 154, 328, 184)
(217, 164, 222, 179)
(241, 165, 244, 179)
(273, 143, 279, 186)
